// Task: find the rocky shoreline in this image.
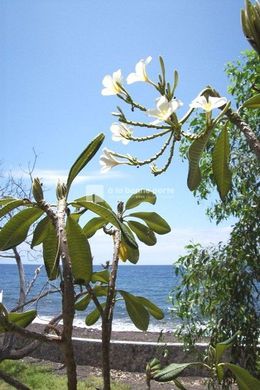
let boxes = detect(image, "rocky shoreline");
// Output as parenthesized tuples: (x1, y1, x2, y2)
(30, 322, 178, 344)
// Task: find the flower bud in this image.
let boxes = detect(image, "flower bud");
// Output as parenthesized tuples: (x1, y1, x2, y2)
(32, 178, 44, 203)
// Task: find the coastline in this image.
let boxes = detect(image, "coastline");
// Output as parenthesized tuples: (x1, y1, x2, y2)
(29, 323, 177, 343)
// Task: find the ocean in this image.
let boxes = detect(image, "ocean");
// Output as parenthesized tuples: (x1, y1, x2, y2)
(0, 264, 179, 332)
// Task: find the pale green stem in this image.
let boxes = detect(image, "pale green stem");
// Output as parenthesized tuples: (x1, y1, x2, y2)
(120, 118, 171, 130)
(126, 128, 173, 142)
(131, 133, 174, 166)
(152, 138, 176, 176)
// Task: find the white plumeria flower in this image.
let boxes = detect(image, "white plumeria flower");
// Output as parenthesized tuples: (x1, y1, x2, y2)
(110, 123, 132, 145)
(100, 148, 126, 173)
(189, 95, 227, 112)
(147, 96, 183, 124)
(101, 69, 124, 96)
(126, 56, 152, 84)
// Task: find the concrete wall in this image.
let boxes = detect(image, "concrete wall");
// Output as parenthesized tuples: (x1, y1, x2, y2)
(27, 336, 208, 376)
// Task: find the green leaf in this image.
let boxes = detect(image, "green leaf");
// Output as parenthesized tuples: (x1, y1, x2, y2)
(85, 302, 105, 326)
(127, 220, 157, 246)
(66, 215, 92, 283)
(215, 332, 239, 363)
(66, 133, 105, 195)
(125, 190, 156, 210)
(137, 296, 164, 320)
(0, 197, 17, 206)
(42, 221, 59, 280)
(73, 194, 112, 210)
(74, 201, 120, 228)
(212, 125, 232, 201)
(0, 310, 37, 333)
(153, 363, 199, 382)
(83, 217, 107, 238)
(119, 221, 139, 249)
(187, 127, 213, 191)
(31, 216, 50, 248)
(91, 270, 110, 283)
(75, 293, 91, 311)
(128, 212, 171, 234)
(119, 224, 139, 264)
(76, 201, 138, 249)
(0, 199, 30, 219)
(242, 93, 260, 108)
(222, 363, 260, 390)
(119, 290, 149, 331)
(0, 207, 43, 251)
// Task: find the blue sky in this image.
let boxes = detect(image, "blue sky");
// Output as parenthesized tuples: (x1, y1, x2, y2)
(1, 0, 250, 264)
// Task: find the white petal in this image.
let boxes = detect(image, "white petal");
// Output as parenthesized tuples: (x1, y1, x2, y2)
(113, 69, 123, 84)
(135, 60, 146, 79)
(101, 88, 115, 96)
(189, 95, 207, 108)
(102, 75, 113, 88)
(126, 72, 140, 84)
(147, 108, 160, 118)
(208, 96, 227, 109)
(170, 99, 183, 111)
(145, 56, 152, 65)
(156, 96, 169, 111)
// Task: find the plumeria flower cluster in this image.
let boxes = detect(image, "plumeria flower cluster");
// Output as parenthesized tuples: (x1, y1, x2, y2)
(100, 56, 229, 176)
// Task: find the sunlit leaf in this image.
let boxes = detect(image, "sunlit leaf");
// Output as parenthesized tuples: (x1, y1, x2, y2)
(153, 362, 198, 382)
(73, 194, 112, 210)
(0, 310, 37, 333)
(118, 224, 139, 264)
(119, 290, 149, 331)
(66, 215, 92, 283)
(75, 293, 91, 311)
(128, 212, 171, 234)
(212, 124, 232, 201)
(75, 201, 138, 249)
(127, 220, 157, 246)
(125, 190, 156, 210)
(31, 216, 50, 248)
(187, 127, 213, 191)
(82, 217, 107, 238)
(0, 207, 43, 251)
(66, 133, 105, 195)
(215, 331, 239, 363)
(137, 296, 164, 320)
(242, 93, 260, 108)
(0, 199, 30, 219)
(222, 363, 260, 390)
(91, 270, 110, 283)
(42, 221, 59, 280)
(85, 302, 105, 326)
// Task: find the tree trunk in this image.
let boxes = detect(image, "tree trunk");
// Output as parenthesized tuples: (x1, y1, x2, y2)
(226, 109, 260, 160)
(13, 247, 26, 310)
(57, 198, 77, 390)
(101, 205, 122, 390)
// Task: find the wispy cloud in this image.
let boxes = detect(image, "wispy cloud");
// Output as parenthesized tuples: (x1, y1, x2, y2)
(4, 168, 128, 186)
(89, 225, 232, 265)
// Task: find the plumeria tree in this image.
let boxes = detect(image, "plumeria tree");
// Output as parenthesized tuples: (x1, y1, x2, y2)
(0, 133, 170, 390)
(99, 53, 259, 200)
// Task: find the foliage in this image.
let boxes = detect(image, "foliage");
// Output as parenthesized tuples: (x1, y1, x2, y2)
(241, 0, 260, 55)
(172, 50, 260, 376)
(0, 134, 170, 390)
(146, 333, 260, 389)
(100, 45, 260, 199)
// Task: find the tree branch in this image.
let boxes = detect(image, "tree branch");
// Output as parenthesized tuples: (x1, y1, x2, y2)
(226, 109, 260, 160)
(0, 369, 30, 390)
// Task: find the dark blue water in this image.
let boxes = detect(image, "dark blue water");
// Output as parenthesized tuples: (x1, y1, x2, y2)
(0, 264, 179, 331)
